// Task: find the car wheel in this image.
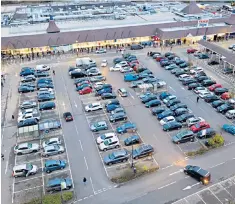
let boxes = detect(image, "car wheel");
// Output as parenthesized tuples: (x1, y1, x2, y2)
(46, 154, 49, 157)
(32, 150, 38, 153)
(112, 120, 115, 123)
(115, 145, 120, 149)
(191, 138, 195, 142)
(108, 162, 112, 166)
(60, 166, 64, 170)
(46, 170, 51, 173)
(134, 156, 138, 160)
(184, 171, 188, 175)
(103, 148, 107, 152)
(105, 127, 108, 130)
(122, 159, 127, 163)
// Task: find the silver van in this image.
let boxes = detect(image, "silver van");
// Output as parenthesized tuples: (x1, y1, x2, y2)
(12, 164, 38, 177)
(225, 110, 235, 119)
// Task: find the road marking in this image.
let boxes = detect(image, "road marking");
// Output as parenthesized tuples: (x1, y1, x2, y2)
(14, 185, 43, 193)
(181, 87, 185, 90)
(5, 160, 8, 174)
(161, 164, 174, 170)
(14, 175, 43, 183)
(74, 100, 78, 108)
(79, 140, 83, 151)
(84, 156, 89, 170)
(169, 169, 183, 176)
(90, 177, 96, 195)
(182, 182, 200, 191)
(169, 86, 176, 92)
(158, 181, 176, 190)
(209, 162, 225, 169)
(129, 92, 135, 99)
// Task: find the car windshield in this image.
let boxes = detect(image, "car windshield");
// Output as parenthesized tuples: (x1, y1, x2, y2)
(103, 140, 109, 146)
(54, 145, 59, 150)
(100, 135, 106, 140)
(109, 153, 115, 159)
(28, 143, 32, 148)
(26, 163, 33, 170)
(195, 123, 201, 128)
(88, 104, 93, 108)
(176, 131, 187, 138)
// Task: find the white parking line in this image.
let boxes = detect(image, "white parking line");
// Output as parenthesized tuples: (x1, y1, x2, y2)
(5, 160, 8, 174)
(14, 175, 42, 183)
(158, 181, 176, 190)
(90, 177, 96, 195)
(84, 157, 89, 170)
(79, 140, 84, 151)
(169, 86, 176, 93)
(14, 185, 43, 194)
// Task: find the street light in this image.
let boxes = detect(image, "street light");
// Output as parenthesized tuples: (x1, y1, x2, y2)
(131, 140, 134, 168)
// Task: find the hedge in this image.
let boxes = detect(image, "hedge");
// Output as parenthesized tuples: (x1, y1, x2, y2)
(111, 164, 159, 183)
(23, 191, 74, 204)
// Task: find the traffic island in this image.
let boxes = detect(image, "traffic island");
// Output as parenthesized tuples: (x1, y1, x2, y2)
(110, 159, 159, 184)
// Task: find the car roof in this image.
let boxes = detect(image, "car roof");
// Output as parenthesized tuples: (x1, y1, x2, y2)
(97, 121, 106, 125)
(13, 164, 28, 170)
(119, 88, 127, 92)
(112, 149, 127, 157)
(18, 143, 30, 148)
(103, 132, 115, 137)
(48, 178, 62, 186)
(64, 112, 72, 115)
(45, 145, 56, 151)
(45, 160, 58, 165)
(48, 137, 59, 142)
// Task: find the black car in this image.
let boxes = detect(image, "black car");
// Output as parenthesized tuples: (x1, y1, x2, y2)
(171, 68, 182, 74)
(20, 69, 35, 77)
(197, 128, 216, 139)
(175, 70, 186, 77)
(165, 52, 174, 57)
(70, 71, 87, 79)
(18, 86, 34, 93)
(217, 104, 234, 114)
(167, 55, 175, 60)
(39, 102, 56, 111)
(150, 52, 161, 57)
(208, 61, 219, 66)
(204, 95, 219, 103)
(145, 99, 161, 108)
(175, 60, 185, 65)
(151, 107, 167, 115)
(174, 108, 189, 116)
(195, 76, 210, 83)
(101, 93, 116, 99)
(141, 95, 158, 104)
(182, 78, 197, 86)
(170, 103, 187, 111)
(166, 99, 181, 107)
(195, 71, 207, 78)
(202, 80, 216, 87)
(130, 44, 143, 50)
(211, 100, 225, 108)
(187, 83, 201, 90)
(214, 88, 229, 96)
(176, 113, 194, 123)
(18, 118, 38, 128)
(184, 165, 211, 185)
(63, 112, 73, 122)
(109, 112, 127, 123)
(132, 144, 154, 159)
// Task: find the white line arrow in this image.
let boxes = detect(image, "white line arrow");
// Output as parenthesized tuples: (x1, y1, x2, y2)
(182, 182, 200, 191)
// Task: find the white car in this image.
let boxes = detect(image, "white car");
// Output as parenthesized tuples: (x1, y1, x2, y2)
(186, 117, 205, 127)
(85, 102, 102, 112)
(101, 60, 108, 67)
(194, 87, 208, 94)
(199, 91, 212, 98)
(87, 68, 101, 76)
(228, 98, 235, 105)
(96, 49, 106, 54)
(36, 65, 50, 71)
(96, 132, 116, 144)
(118, 61, 128, 67)
(120, 67, 133, 73)
(18, 108, 38, 117)
(190, 67, 203, 75)
(69, 69, 81, 76)
(14, 143, 40, 155)
(94, 82, 105, 89)
(228, 44, 235, 49)
(110, 64, 122, 71)
(38, 88, 54, 94)
(160, 116, 175, 125)
(98, 137, 120, 151)
(163, 95, 177, 104)
(18, 113, 40, 123)
(178, 74, 191, 81)
(42, 137, 62, 148)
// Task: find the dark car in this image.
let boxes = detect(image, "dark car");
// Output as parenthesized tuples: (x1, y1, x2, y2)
(130, 44, 143, 50)
(46, 178, 72, 192)
(113, 58, 124, 64)
(171, 68, 182, 74)
(157, 110, 174, 120)
(105, 99, 120, 106)
(176, 113, 194, 123)
(90, 76, 106, 82)
(170, 103, 187, 111)
(37, 94, 55, 102)
(18, 118, 38, 128)
(211, 100, 225, 108)
(159, 92, 171, 100)
(141, 95, 158, 103)
(195, 76, 210, 83)
(217, 104, 234, 114)
(34, 72, 50, 78)
(175, 70, 186, 77)
(184, 165, 211, 185)
(145, 99, 161, 108)
(103, 149, 129, 165)
(165, 52, 174, 57)
(37, 78, 52, 84)
(179, 62, 189, 68)
(202, 80, 216, 87)
(76, 83, 92, 91)
(70, 71, 87, 79)
(109, 112, 127, 123)
(39, 102, 56, 111)
(166, 99, 181, 107)
(198, 53, 209, 59)
(132, 144, 154, 159)
(214, 88, 229, 96)
(101, 93, 116, 100)
(96, 88, 112, 96)
(95, 84, 112, 91)
(174, 108, 189, 116)
(105, 104, 121, 112)
(182, 78, 197, 86)
(172, 130, 195, 144)
(160, 61, 171, 67)
(187, 83, 201, 90)
(222, 67, 233, 74)
(63, 112, 73, 122)
(204, 95, 219, 103)
(124, 135, 141, 146)
(208, 61, 219, 66)
(197, 128, 216, 139)
(175, 60, 185, 65)
(20, 69, 35, 77)
(151, 106, 167, 115)
(195, 71, 207, 78)
(18, 86, 34, 93)
(163, 121, 182, 131)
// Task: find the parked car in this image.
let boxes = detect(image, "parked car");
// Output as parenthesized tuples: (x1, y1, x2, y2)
(176, 113, 195, 123)
(90, 121, 108, 132)
(170, 103, 187, 111)
(14, 142, 40, 155)
(116, 122, 137, 134)
(225, 110, 235, 119)
(160, 116, 175, 125)
(96, 132, 116, 144)
(20, 101, 37, 109)
(157, 110, 174, 120)
(190, 122, 210, 133)
(130, 44, 143, 50)
(194, 87, 208, 94)
(18, 113, 40, 123)
(163, 121, 182, 131)
(37, 93, 55, 102)
(141, 94, 158, 103)
(145, 99, 161, 108)
(221, 92, 231, 100)
(34, 72, 50, 78)
(165, 64, 178, 70)
(39, 101, 56, 111)
(90, 76, 106, 82)
(132, 144, 154, 159)
(198, 53, 209, 59)
(183, 165, 211, 185)
(222, 67, 233, 74)
(109, 112, 127, 123)
(44, 160, 66, 173)
(163, 95, 177, 104)
(172, 130, 195, 144)
(211, 100, 225, 108)
(159, 92, 171, 100)
(98, 137, 120, 151)
(42, 145, 65, 157)
(42, 137, 62, 148)
(36, 65, 50, 71)
(217, 103, 234, 114)
(182, 78, 197, 86)
(151, 106, 167, 115)
(13, 163, 38, 177)
(18, 86, 34, 93)
(101, 93, 116, 100)
(186, 117, 205, 127)
(85, 102, 102, 112)
(96, 48, 106, 54)
(202, 79, 216, 87)
(208, 61, 219, 66)
(222, 124, 235, 135)
(18, 118, 38, 128)
(174, 108, 189, 116)
(103, 149, 129, 165)
(214, 88, 229, 96)
(197, 128, 216, 139)
(187, 48, 197, 53)
(199, 91, 212, 99)
(124, 135, 141, 146)
(166, 99, 181, 107)
(46, 178, 72, 192)
(208, 84, 222, 92)
(204, 95, 219, 103)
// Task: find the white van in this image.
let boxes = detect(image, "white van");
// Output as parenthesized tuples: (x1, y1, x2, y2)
(225, 110, 235, 119)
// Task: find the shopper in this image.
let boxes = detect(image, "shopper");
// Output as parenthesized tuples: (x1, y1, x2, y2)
(197, 96, 199, 103)
(83, 177, 87, 185)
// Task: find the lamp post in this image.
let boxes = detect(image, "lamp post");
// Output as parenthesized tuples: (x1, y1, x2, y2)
(131, 141, 134, 168)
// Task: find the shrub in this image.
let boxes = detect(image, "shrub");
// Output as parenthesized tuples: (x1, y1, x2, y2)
(62, 191, 74, 201)
(186, 147, 208, 157)
(207, 134, 224, 148)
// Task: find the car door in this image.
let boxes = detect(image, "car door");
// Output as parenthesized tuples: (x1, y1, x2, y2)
(19, 146, 29, 154)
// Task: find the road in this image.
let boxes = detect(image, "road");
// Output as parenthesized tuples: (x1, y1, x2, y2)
(1, 43, 235, 204)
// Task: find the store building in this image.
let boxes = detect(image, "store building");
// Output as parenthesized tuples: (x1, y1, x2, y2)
(1, 2, 235, 55)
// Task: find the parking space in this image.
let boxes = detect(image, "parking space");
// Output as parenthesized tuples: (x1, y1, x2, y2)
(173, 176, 235, 204)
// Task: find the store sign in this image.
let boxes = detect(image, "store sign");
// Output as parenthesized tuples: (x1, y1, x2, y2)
(198, 19, 209, 27)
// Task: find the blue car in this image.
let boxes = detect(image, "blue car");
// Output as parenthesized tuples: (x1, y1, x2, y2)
(157, 110, 174, 120)
(124, 135, 141, 146)
(76, 83, 92, 91)
(37, 78, 53, 84)
(132, 144, 154, 159)
(124, 74, 139, 82)
(37, 94, 55, 102)
(20, 68, 35, 76)
(159, 92, 171, 100)
(18, 86, 34, 93)
(96, 88, 112, 96)
(116, 122, 137, 134)
(163, 121, 182, 131)
(90, 121, 108, 132)
(105, 104, 121, 112)
(46, 178, 72, 192)
(145, 99, 161, 108)
(103, 149, 129, 166)
(44, 160, 66, 173)
(222, 124, 235, 135)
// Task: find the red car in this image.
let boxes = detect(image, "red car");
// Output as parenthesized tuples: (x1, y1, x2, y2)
(156, 56, 165, 62)
(128, 60, 139, 65)
(221, 92, 231, 100)
(79, 87, 92, 95)
(190, 122, 210, 133)
(187, 48, 197, 54)
(208, 84, 222, 92)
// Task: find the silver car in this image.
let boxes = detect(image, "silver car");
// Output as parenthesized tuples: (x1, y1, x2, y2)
(42, 137, 62, 148)
(14, 143, 40, 155)
(42, 145, 65, 157)
(20, 101, 37, 109)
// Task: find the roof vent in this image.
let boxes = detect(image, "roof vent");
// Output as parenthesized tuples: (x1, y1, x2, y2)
(46, 15, 60, 33)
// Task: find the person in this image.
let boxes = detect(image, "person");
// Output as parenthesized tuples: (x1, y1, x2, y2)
(83, 177, 87, 185)
(197, 96, 199, 103)
(12, 115, 14, 120)
(147, 52, 149, 56)
(1, 153, 4, 161)
(53, 70, 55, 75)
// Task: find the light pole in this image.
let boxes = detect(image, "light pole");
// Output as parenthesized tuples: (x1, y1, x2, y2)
(131, 141, 134, 168)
